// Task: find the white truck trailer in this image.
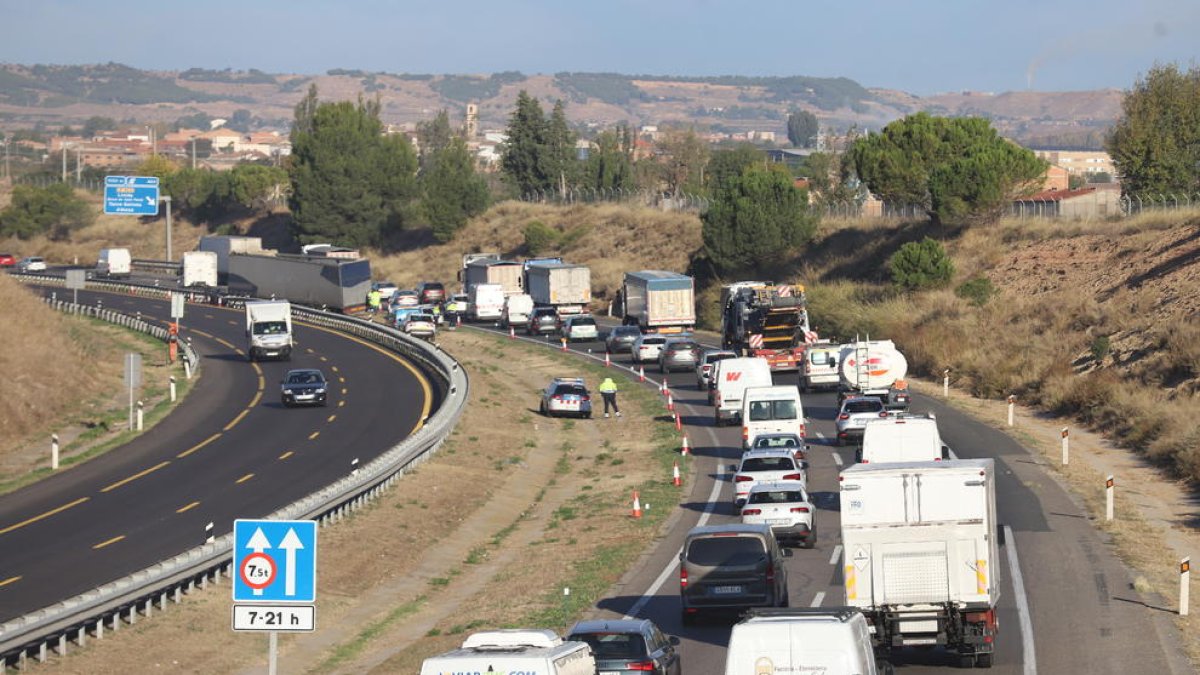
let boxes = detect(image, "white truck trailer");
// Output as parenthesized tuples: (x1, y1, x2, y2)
(244, 300, 293, 361)
(461, 256, 525, 295)
(840, 459, 1000, 667)
(198, 235, 264, 280)
(621, 270, 696, 334)
(525, 262, 591, 315)
(181, 251, 218, 288)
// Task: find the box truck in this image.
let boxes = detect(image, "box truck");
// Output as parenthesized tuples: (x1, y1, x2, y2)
(181, 251, 218, 288)
(525, 262, 591, 315)
(725, 608, 885, 675)
(419, 629, 595, 675)
(461, 256, 524, 295)
(621, 270, 696, 333)
(245, 300, 293, 361)
(96, 248, 132, 279)
(840, 459, 999, 667)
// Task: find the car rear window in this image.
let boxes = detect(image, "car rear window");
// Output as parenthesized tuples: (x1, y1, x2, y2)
(642, 336, 667, 345)
(754, 436, 800, 449)
(554, 385, 588, 396)
(686, 536, 766, 566)
(423, 282, 444, 290)
(741, 457, 796, 472)
(845, 400, 884, 414)
(669, 342, 698, 352)
(748, 400, 798, 421)
(570, 633, 647, 659)
(571, 317, 596, 327)
(615, 327, 639, 336)
(749, 489, 807, 504)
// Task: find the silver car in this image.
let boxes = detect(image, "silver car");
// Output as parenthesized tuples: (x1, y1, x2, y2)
(606, 325, 642, 353)
(16, 256, 46, 272)
(835, 396, 888, 446)
(732, 448, 808, 506)
(740, 480, 816, 548)
(539, 377, 593, 418)
(658, 338, 702, 373)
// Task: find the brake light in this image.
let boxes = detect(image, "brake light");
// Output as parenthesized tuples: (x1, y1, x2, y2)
(581, 396, 590, 402)
(742, 426, 749, 440)
(798, 423, 806, 437)
(741, 508, 762, 515)
(879, 411, 889, 417)
(781, 473, 803, 481)
(680, 567, 688, 588)
(838, 413, 849, 420)
(625, 662, 656, 672)
(790, 506, 810, 513)
(735, 475, 754, 482)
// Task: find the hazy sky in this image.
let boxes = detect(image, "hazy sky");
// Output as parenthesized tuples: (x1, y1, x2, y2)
(2, 0, 1198, 94)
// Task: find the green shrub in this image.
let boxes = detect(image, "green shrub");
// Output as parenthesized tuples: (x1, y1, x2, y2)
(523, 220, 560, 255)
(1090, 335, 1111, 361)
(889, 237, 955, 290)
(954, 277, 996, 307)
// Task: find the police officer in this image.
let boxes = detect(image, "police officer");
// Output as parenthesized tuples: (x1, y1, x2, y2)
(598, 377, 621, 418)
(367, 288, 382, 315)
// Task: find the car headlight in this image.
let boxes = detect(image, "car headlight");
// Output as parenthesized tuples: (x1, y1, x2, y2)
(315, 388, 326, 394)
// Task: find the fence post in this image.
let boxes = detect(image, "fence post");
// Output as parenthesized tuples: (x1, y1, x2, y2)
(1106, 475, 1115, 521)
(1007, 395, 1016, 426)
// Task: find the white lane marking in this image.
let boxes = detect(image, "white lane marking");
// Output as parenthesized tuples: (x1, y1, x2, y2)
(810, 591, 826, 607)
(1004, 525, 1037, 675)
(815, 432, 825, 439)
(829, 544, 843, 566)
(832, 453, 844, 467)
(623, 401, 725, 621)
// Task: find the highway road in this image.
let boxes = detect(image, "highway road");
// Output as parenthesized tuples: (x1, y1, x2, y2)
(0, 287, 440, 623)
(472, 321, 1190, 674)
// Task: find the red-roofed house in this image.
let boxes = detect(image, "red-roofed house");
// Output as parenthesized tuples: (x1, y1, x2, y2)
(1013, 186, 1121, 220)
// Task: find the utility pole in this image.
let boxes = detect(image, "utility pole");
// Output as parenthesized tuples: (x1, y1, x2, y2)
(191, 138, 197, 169)
(76, 147, 82, 182)
(162, 195, 173, 261)
(3, 134, 10, 181)
(61, 143, 67, 182)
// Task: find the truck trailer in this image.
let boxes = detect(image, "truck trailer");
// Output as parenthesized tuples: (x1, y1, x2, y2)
(226, 252, 372, 313)
(181, 251, 218, 288)
(840, 459, 1000, 668)
(721, 281, 811, 372)
(621, 270, 696, 334)
(461, 256, 525, 295)
(525, 262, 591, 315)
(198, 235, 265, 281)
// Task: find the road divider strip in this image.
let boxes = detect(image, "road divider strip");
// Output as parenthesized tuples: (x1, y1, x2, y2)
(101, 461, 170, 493)
(92, 536, 125, 550)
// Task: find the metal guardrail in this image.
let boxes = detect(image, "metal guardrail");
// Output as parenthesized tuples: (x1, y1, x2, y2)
(1, 274, 468, 668)
(131, 259, 182, 275)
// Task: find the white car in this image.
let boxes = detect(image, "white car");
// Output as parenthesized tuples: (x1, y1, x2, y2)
(732, 448, 807, 506)
(740, 480, 816, 548)
(630, 334, 668, 364)
(560, 314, 598, 342)
(17, 256, 46, 272)
(371, 281, 399, 301)
(402, 313, 437, 339)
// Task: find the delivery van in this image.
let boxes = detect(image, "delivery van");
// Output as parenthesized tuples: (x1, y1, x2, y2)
(800, 343, 840, 392)
(712, 357, 773, 426)
(857, 414, 952, 464)
(96, 247, 132, 279)
(741, 385, 805, 449)
(725, 608, 886, 675)
(419, 629, 595, 675)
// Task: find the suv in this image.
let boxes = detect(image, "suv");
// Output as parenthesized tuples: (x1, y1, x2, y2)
(280, 369, 328, 407)
(740, 480, 816, 548)
(16, 256, 46, 272)
(631, 334, 668, 365)
(567, 618, 682, 675)
(0, 253, 16, 267)
(539, 377, 592, 418)
(560, 314, 598, 342)
(527, 307, 559, 335)
(371, 281, 398, 302)
(835, 396, 888, 446)
(732, 449, 807, 506)
(658, 338, 701, 373)
(679, 524, 791, 624)
(416, 281, 445, 305)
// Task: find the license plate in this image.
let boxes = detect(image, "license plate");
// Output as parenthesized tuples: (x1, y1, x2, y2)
(711, 585, 743, 595)
(601, 672, 621, 675)
(768, 518, 791, 525)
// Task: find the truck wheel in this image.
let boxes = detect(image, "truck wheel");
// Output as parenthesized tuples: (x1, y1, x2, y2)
(957, 653, 977, 669)
(975, 653, 993, 668)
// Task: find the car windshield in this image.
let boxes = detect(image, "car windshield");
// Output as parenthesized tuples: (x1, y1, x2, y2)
(554, 384, 588, 396)
(845, 400, 884, 414)
(749, 400, 798, 421)
(570, 633, 647, 659)
(287, 372, 323, 385)
(686, 536, 765, 566)
(614, 327, 639, 337)
(755, 436, 801, 449)
(749, 489, 807, 504)
(412, 314, 434, 322)
(809, 350, 834, 365)
(253, 321, 288, 336)
(741, 456, 796, 472)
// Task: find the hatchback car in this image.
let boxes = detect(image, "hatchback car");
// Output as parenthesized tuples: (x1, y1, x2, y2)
(696, 349, 736, 388)
(392, 289, 420, 308)
(835, 396, 889, 446)
(658, 338, 701, 373)
(280, 369, 328, 407)
(416, 281, 445, 305)
(16, 256, 46, 272)
(560, 314, 598, 342)
(539, 377, 592, 418)
(567, 618, 682, 675)
(732, 449, 807, 506)
(740, 480, 816, 548)
(605, 325, 642, 353)
(679, 524, 791, 624)
(402, 313, 437, 339)
(631, 334, 668, 365)
(750, 432, 807, 461)
(0, 253, 16, 267)
(527, 307, 559, 335)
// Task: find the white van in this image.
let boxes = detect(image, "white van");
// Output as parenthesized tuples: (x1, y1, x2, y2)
(800, 343, 840, 392)
(468, 283, 505, 321)
(419, 629, 596, 675)
(725, 608, 884, 675)
(741, 385, 805, 449)
(713, 357, 773, 426)
(858, 414, 952, 464)
(502, 293, 534, 327)
(96, 247, 132, 279)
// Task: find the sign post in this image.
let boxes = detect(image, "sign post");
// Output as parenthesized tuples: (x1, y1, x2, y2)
(104, 176, 160, 216)
(171, 292, 185, 328)
(123, 353, 142, 431)
(233, 519, 318, 674)
(65, 269, 85, 305)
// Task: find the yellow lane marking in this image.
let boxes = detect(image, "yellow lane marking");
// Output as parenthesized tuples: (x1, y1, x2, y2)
(306, 348, 315, 354)
(279, 451, 294, 460)
(308, 431, 320, 440)
(338, 400, 345, 408)
(326, 414, 336, 423)
(227, 320, 237, 326)
(223, 409, 249, 431)
(191, 329, 214, 339)
(178, 433, 221, 458)
(93, 535, 126, 550)
(0, 576, 21, 587)
(176, 501, 200, 514)
(204, 314, 214, 319)
(331, 366, 339, 373)
(235, 349, 245, 356)
(0, 497, 90, 535)
(319, 356, 328, 362)
(101, 461, 170, 493)
(341, 387, 348, 395)
(236, 473, 255, 484)
(248, 391, 263, 408)
(214, 337, 236, 349)
(339, 378, 346, 385)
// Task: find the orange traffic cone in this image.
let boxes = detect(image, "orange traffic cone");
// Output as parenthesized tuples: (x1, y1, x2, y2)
(674, 413, 683, 432)
(560, 337, 568, 351)
(672, 461, 682, 487)
(631, 491, 643, 518)
(604, 351, 611, 367)
(681, 435, 690, 456)
(667, 392, 674, 412)
(638, 366, 645, 382)
(509, 326, 515, 339)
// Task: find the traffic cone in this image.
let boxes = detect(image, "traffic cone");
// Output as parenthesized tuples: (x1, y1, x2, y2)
(560, 337, 568, 351)
(659, 380, 667, 396)
(631, 491, 643, 518)
(638, 365, 645, 382)
(604, 351, 611, 367)
(681, 435, 690, 456)
(509, 326, 515, 339)
(456, 314, 462, 328)
(674, 412, 683, 432)
(666, 392, 674, 412)
(672, 461, 682, 487)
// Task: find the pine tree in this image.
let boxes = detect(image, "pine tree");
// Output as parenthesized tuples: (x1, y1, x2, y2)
(421, 136, 490, 243)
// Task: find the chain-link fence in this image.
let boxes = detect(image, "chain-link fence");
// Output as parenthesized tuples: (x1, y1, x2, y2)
(10, 173, 106, 192)
(821, 192, 1200, 222)
(521, 187, 710, 213)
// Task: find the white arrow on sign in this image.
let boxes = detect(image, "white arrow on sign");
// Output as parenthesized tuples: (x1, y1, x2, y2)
(145, 196, 155, 205)
(247, 528, 273, 596)
(279, 527, 305, 597)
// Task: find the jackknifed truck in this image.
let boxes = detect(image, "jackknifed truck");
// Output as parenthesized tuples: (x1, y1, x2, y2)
(620, 270, 696, 334)
(721, 280, 812, 371)
(840, 459, 1000, 668)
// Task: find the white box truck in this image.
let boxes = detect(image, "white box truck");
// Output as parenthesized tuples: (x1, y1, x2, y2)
(181, 251, 218, 288)
(525, 262, 591, 315)
(96, 248, 132, 279)
(725, 608, 885, 675)
(840, 459, 999, 667)
(501, 293, 534, 328)
(419, 629, 595, 675)
(245, 300, 293, 361)
(468, 283, 505, 322)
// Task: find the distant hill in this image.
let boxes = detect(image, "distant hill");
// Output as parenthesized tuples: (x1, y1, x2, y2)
(0, 64, 1122, 148)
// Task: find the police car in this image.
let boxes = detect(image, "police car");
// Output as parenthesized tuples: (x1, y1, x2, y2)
(539, 377, 593, 419)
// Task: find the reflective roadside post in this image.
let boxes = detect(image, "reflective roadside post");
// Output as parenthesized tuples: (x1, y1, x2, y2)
(1007, 395, 1016, 427)
(1061, 427, 1070, 466)
(1105, 476, 1115, 521)
(1181, 558, 1191, 617)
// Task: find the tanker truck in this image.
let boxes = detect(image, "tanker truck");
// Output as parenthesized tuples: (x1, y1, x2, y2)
(837, 338, 910, 410)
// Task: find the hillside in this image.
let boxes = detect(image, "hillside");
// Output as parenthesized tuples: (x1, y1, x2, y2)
(0, 64, 1122, 146)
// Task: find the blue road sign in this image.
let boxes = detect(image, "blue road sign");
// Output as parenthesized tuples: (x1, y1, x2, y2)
(232, 519, 317, 603)
(104, 175, 160, 216)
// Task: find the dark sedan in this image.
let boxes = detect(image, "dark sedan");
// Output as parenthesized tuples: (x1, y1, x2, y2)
(605, 325, 642, 353)
(281, 369, 328, 407)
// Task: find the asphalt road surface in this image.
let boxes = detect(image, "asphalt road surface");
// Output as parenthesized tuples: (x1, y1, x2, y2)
(0, 287, 438, 622)
(471, 319, 1190, 675)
